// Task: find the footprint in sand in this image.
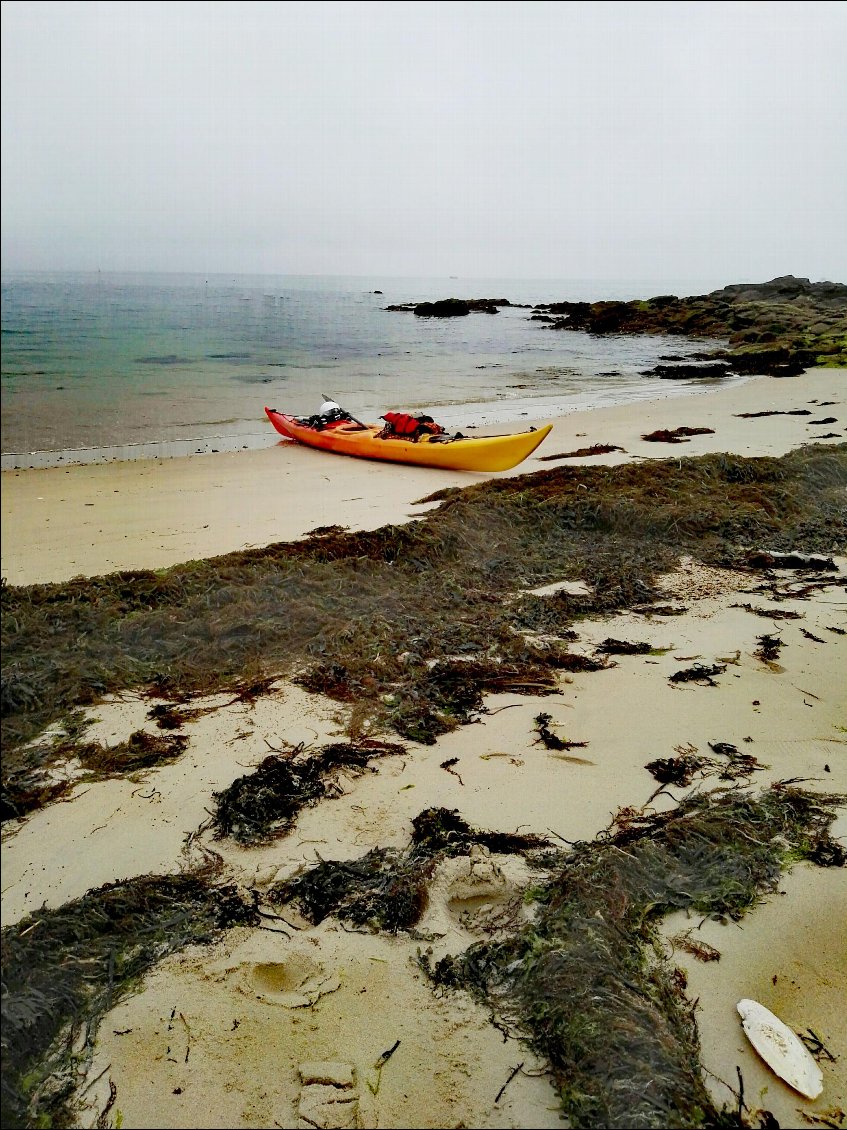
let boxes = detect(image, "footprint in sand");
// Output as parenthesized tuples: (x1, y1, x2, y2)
(297, 1061, 359, 1130)
(420, 844, 530, 936)
(242, 950, 341, 1008)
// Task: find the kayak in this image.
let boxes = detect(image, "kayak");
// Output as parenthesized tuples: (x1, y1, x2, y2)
(264, 408, 552, 472)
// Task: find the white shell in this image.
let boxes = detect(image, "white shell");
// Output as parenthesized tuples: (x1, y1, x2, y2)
(737, 998, 823, 1099)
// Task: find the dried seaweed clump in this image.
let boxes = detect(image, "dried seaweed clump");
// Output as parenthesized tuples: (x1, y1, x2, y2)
(3, 445, 845, 802)
(1, 727, 189, 824)
(423, 783, 845, 1129)
(209, 739, 406, 844)
(269, 807, 555, 934)
(595, 637, 654, 655)
(1, 869, 258, 1130)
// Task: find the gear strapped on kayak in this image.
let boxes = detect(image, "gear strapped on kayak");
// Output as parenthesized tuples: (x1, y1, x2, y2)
(293, 399, 463, 441)
(377, 411, 452, 442)
(265, 405, 552, 471)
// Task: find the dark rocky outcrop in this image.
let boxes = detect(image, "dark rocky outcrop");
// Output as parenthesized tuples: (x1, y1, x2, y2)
(386, 298, 515, 317)
(385, 276, 845, 376)
(532, 276, 846, 377)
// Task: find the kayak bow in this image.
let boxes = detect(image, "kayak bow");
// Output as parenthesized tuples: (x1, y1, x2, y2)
(264, 408, 552, 472)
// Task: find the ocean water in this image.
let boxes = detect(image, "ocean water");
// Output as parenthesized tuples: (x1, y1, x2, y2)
(1, 271, 736, 469)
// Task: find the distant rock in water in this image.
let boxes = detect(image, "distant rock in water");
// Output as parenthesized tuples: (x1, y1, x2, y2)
(386, 298, 514, 317)
(384, 276, 845, 376)
(641, 361, 733, 380)
(134, 355, 192, 366)
(415, 299, 471, 317)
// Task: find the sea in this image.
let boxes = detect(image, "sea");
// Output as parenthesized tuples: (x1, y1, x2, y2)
(1, 271, 738, 470)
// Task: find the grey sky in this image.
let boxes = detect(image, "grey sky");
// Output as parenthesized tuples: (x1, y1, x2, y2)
(2, 0, 845, 280)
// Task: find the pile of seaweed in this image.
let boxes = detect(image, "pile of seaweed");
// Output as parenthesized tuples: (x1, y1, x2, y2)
(268, 806, 557, 933)
(1, 720, 189, 822)
(208, 738, 407, 844)
(421, 782, 845, 1129)
(2, 445, 845, 816)
(0, 867, 258, 1130)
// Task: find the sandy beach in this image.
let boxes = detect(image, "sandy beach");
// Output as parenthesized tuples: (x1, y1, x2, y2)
(2, 371, 845, 587)
(2, 369, 845, 1130)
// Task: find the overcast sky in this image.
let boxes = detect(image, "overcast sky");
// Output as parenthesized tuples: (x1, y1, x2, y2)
(2, 0, 845, 281)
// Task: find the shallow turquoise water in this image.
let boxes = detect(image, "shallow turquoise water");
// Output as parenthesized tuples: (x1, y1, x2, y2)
(1, 271, 732, 467)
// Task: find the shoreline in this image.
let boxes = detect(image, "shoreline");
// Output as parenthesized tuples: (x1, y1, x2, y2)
(2, 369, 843, 587)
(2, 366, 845, 1129)
(0, 368, 747, 473)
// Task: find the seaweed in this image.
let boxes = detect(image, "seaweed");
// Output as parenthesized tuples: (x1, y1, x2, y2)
(754, 634, 784, 663)
(4, 446, 846, 817)
(642, 427, 715, 443)
(645, 743, 765, 789)
(669, 663, 727, 686)
(269, 806, 555, 933)
(532, 712, 589, 751)
(595, 638, 654, 655)
(537, 443, 625, 461)
(209, 738, 407, 844)
(1, 867, 258, 1130)
(421, 783, 845, 1129)
(1, 727, 189, 823)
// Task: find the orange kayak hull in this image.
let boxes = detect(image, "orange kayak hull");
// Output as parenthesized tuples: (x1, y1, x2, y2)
(264, 408, 552, 472)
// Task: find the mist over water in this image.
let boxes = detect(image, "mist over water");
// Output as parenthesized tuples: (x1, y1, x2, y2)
(1, 272, 735, 468)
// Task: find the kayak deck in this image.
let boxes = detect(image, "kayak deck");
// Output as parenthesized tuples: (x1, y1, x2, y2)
(264, 408, 552, 472)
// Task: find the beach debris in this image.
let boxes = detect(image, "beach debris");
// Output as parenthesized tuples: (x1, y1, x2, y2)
(708, 741, 766, 779)
(537, 443, 625, 461)
(745, 550, 838, 571)
(1, 869, 258, 1130)
(732, 602, 803, 620)
(494, 1062, 526, 1104)
(644, 754, 708, 786)
(305, 524, 350, 538)
(641, 426, 715, 443)
(423, 783, 846, 1129)
(147, 702, 187, 729)
(798, 1029, 838, 1064)
(366, 1041, 401, 1097)
(800, 628, 826, 642)
(440, 757, 464, 784)
(669, 931, 722, 962)
(633, 604, 689, 616)
(806, 838, 846, 867)
(737, 998, 824, 1099)
(532, 712, 588, 751)
(735, 409, 813, 417)
(645, 741, 764, 789)
(669, 662, 727, 685)
(1, 725, 189, 822)
(4, 445, 845, 820)
(754, 634, 784, 664)
(209, 739, 406, 844)
(268, 807, 554, 934)
(809, 417, 838, 425)
(594, 637, 654, 654)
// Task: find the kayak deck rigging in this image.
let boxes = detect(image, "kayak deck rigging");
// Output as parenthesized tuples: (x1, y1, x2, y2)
(264, 407, 552, 472)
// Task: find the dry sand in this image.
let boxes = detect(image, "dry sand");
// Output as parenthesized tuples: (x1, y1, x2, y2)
(2, 369, 845, 1129)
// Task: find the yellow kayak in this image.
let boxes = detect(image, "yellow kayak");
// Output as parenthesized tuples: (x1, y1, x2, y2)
(265, 408, 552, 472)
